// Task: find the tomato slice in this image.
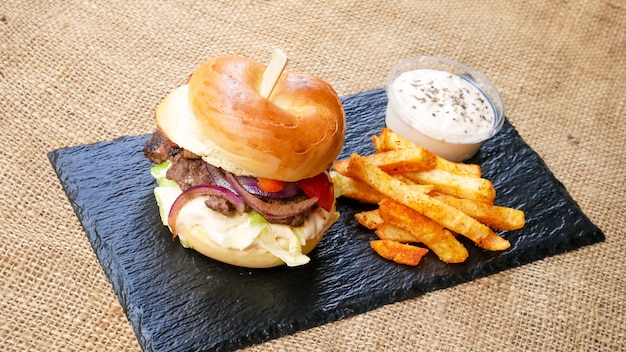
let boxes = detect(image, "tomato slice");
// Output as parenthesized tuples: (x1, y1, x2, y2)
(297, 171, 334, 212)
(257, 177, 286, 193)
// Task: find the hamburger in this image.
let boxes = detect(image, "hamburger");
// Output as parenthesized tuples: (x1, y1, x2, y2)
(143, 54, 346, 268)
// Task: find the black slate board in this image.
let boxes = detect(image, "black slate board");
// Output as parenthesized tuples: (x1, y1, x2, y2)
(48, 88, 604, 352)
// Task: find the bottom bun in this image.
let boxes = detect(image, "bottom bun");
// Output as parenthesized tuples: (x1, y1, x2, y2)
(176, 204, 338, 268)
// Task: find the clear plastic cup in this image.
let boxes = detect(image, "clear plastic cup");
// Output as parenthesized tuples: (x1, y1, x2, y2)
(385, 56, 505, 162)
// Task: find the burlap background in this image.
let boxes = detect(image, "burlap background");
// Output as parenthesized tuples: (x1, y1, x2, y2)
(1, 0, 625, 351)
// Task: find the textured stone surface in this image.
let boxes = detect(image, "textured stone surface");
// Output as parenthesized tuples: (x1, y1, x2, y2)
(48, 88, 603, 352)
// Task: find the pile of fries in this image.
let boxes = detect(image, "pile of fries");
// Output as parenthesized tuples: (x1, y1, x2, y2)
(332, 128, 525, 266)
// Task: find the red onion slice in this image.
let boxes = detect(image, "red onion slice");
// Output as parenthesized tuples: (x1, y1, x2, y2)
(168, 185, 244, 237)
(205, 163, 235, 192)
(225, 171, 319, 220)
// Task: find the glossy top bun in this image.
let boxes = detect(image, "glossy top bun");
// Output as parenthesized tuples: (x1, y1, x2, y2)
(156, 55, 346, 181)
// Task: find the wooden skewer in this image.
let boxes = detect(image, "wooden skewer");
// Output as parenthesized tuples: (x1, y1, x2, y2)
(259, 49, 288, 99)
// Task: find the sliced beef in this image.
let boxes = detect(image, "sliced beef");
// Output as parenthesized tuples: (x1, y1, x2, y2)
(165, 154, 237, 215)
(165, 153, 214, 190)
(263, 194, 312, 227)
(203, 194, 238, 216)
(143, 129, 182, 164)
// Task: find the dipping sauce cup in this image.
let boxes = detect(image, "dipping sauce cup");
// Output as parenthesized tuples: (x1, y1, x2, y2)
(385, 56, 505, 162)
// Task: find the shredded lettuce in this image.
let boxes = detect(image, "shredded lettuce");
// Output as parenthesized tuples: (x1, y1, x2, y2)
(150, 160, 171, 179)
(210, 211, 309, 267)
(329, 171, 346, 198)
(221, 211, 269, 250)
(150, 161, 182, 225)
(257, 227, 310, 267)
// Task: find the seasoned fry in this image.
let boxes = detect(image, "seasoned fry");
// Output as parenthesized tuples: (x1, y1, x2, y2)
(347, 154, 510, 251)
(370, 240, 428, 266)
(354, 209, 384, 230)
(393, 174, 419, 184)
(376, 127, 415, 151)
(433, 193, 525, 231)
(371, 135, 383, 153)
(479, 231, 512, 252)
(375, 223, 417, 242)
(332, 172, 433, 204)
(378, 198, 469, 263)
(403, 169, 496, 204)
(332, 171, 385, 204)
(333, 148, 435, 175)
(376, 128, 482, 177)
(434, 157, 482, 178)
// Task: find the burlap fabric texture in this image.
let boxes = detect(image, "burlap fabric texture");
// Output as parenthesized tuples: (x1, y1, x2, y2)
(1, 0, 625, 351)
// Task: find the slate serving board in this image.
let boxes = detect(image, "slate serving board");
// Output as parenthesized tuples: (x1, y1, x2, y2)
(48, 88, 604, 352)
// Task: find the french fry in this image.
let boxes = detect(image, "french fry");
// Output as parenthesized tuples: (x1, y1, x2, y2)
(434, 158, 482, 178)
(333, 148, 435, 175)
(347, 154, 510, 251)
(371, 135, 383, 153)
(393, 174, 419, 184)
(332, 171, 385, 204)
(433, 193, 525, 231)
(479, 231, 513, 252)
(375, 223, 418, 242)
(332, 172, 433, 204)
(378, 198, 469, 263)
(376, 128, 482, 177)
(370, 240, 428, 266)
(376, 127, 415, 151)
(354, 209, 384, 230)
(403, 169, 496, 204)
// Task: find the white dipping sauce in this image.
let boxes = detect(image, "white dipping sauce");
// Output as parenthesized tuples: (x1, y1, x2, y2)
(385, 64, 502, 162)
(391, 69, 495, 138)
